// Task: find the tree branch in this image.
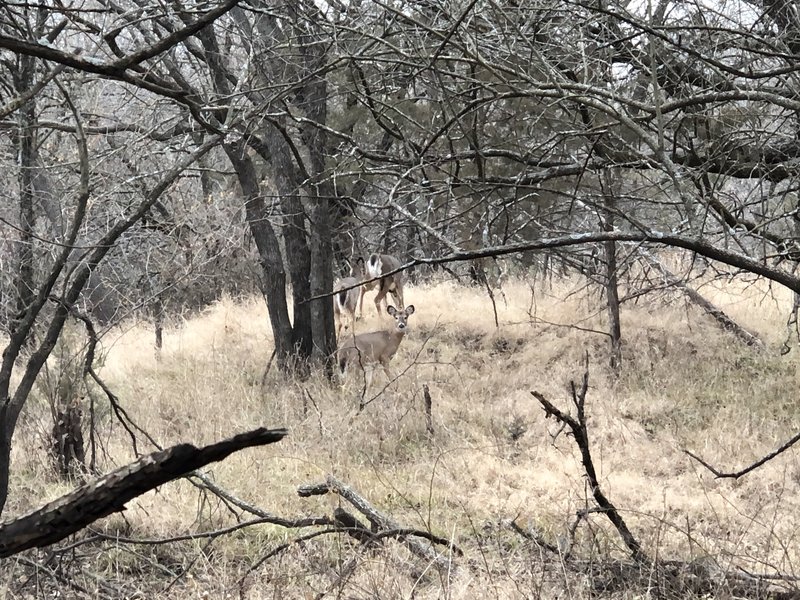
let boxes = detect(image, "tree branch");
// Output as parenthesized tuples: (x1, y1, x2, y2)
(305, 229, 800, 306)
(532, 358, 648, 562)
(0, 428, 287, 558)
(685, 430, 800, 479)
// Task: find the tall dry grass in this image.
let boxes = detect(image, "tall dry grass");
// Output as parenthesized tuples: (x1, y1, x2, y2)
(4, 277, 800, 598)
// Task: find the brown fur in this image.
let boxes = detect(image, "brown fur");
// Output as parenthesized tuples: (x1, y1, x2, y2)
(338, 305, 415, 386)
(356, 253, 405, 318)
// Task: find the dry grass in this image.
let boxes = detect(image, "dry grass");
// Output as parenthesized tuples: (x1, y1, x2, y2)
(4, 277, 800, 598)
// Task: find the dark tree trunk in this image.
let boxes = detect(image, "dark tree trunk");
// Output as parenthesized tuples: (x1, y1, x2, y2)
(12, 54, 38, 341)
(308, 201, 335, 368)
(604, 238, 622, 374)
(280, 195, 313, 361)
(295, 13, 336, 368)
(194, 22, 311, 370)
(603, 192, 622, 374)
(153, 297, 164, 354)
(0, 407, 11, 518)
(249, 124, 315, 366)
(224, 141, 295, 370)
(0, 39, 41, 515)
(51, 399, 85, 477)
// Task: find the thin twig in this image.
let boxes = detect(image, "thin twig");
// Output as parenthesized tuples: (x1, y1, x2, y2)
(684, 429, 800, 479)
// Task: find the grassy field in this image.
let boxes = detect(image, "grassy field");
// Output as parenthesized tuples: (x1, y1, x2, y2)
(4, 276, 800, 598)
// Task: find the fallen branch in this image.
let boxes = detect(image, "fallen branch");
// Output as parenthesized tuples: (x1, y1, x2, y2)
(685, 429, 800, 479)
(507, 519, 559, 554)
(334, 507, 378, 546)
(298, 474, 460, 567)
(532, 358, 648, 563)
(636, 249, 763, 347)
(0, 427, 287, 557)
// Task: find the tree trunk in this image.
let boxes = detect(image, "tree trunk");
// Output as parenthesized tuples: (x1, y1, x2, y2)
(0, 406, 11, 518)
(294, 16, 336, 368)
(0, 38, 41, 515)
(224, 141, 296, 370)
(603, 192, 622, 374)
(280, 194, 313, 362)
(308, 200, 335, 368)
(194, 21, 312, 371)
(12, 54, 38, 342)
(153, 297, 164, 355)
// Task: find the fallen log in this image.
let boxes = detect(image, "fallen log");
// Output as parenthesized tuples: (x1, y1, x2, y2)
(0, 427, 287, 558)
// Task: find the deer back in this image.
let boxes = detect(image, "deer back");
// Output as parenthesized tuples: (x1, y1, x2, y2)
(367, 253, 403, 292)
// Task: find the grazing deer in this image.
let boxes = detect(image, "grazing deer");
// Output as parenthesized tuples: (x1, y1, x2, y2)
(333, 275, 360, 340)
(357, 253, 405, 318)
(338, 305, 415, 387)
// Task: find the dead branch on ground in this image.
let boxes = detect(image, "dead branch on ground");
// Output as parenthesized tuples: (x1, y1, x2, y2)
(298, 474, 461, 568)
(531, 358, 648, 563)
(0, 427, 287, 557)
(635, 249, 763, 347)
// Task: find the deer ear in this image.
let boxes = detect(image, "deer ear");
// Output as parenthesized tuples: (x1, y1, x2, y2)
(405, 305, 415, 315)
(387, 305, 397, 316)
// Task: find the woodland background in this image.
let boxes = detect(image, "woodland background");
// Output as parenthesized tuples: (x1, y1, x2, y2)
(1, 0, 800, 597)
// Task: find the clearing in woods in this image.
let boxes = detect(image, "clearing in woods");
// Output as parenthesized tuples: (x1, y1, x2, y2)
(4, 277, 799, 598)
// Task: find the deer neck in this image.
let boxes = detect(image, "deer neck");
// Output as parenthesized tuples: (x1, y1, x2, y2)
(386, 328, 406, 351)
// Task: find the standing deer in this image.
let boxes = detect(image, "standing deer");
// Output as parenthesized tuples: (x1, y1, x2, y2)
(333, 274, 360, 340)
(338, 305, 415, 387)
(357, 253, 405, 318)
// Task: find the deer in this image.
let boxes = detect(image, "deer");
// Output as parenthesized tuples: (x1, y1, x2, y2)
(356, 253, 405, 318)
(333, 274, 360, 340)
(337, 304, 415, 387)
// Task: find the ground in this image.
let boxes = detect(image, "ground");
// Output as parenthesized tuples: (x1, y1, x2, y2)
(2, 274, 800, 598)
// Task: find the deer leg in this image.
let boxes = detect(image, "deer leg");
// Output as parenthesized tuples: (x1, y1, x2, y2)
(334, 306, 344, 340)
(364, 365, 375, 389)
(382, 364, 394, 381)
(390, 287, 404, 310)
(373, 284, 388, 317)
(358, 286, 367, 318)
(337, 349, 349, 384)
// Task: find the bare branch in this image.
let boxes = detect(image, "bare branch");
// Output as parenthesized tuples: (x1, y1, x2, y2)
(685, 431, 800, 479)
(298, 475, 460, 566)
(0, 428, 288, 558)
(532, 361, 648, 563)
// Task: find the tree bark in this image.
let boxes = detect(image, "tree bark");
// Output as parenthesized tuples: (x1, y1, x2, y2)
(308, 200, 335, 367)
(603, 190, 622, 374)
(11, 52, 38, 342)
(224, 141, 295, 369)
(0, 428, 287, 557)
(294, 8, 336, 366)
(604, 243, 622, 373)
(280, 193, 314, 362)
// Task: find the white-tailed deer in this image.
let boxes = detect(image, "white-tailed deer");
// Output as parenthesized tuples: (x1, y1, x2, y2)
(357, 253, 405, 318)
(333, 276, 360, 340)
(338, 305, 415, 387)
